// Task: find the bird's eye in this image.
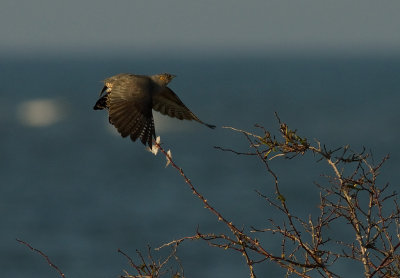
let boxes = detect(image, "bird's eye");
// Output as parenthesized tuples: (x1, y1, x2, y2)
(159, 76, 167, 82)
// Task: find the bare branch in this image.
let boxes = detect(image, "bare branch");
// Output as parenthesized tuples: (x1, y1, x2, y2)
(16, 239, 66, 278)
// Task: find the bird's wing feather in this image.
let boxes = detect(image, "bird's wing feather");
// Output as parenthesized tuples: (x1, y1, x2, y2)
(152, 87, 215, 128)
(107, 77, 156, 146)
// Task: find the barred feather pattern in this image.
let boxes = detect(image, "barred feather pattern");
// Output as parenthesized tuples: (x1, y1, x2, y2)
(152, 87, 216, 129)
(93, 73, 215, 148)
(107, 97, 155, 147)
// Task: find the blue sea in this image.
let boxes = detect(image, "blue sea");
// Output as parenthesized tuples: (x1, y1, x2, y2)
(1, 53, 399, 277)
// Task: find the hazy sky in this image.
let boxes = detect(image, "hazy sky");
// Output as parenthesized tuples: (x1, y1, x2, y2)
(2, 0, 400, 56)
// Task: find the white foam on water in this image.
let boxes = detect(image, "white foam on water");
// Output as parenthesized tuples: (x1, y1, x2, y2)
(17, 98, 66, 127)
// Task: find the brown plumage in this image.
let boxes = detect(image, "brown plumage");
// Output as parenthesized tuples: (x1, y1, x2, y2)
(94, 73, 215, 147)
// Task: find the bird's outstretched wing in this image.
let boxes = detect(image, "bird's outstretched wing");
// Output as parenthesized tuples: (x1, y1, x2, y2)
(107, 78, 156, 147)
(152, 87, 216, 129)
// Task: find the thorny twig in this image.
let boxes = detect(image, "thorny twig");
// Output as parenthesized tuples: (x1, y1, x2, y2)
(119, 244, 184, 278)
(18, 116, 399, 278)
(212, 116, 399, 277)
(153, 136, 341, 277)
(16, 239, 66, 278)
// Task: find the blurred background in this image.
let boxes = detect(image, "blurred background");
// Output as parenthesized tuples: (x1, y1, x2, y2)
(1, 1, 400, 277)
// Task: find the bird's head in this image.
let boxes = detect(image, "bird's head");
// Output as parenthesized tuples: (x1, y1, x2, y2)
(152, 73, 176, 86)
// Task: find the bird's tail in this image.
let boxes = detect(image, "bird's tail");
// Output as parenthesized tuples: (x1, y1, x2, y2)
(193, 117, 216, 129)
(201, 121, 216, 129)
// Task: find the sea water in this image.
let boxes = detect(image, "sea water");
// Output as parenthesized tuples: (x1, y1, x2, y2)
(1, 54, 399, 277)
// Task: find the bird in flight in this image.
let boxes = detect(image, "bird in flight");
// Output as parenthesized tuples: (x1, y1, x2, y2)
(93, 73, 215, 147)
